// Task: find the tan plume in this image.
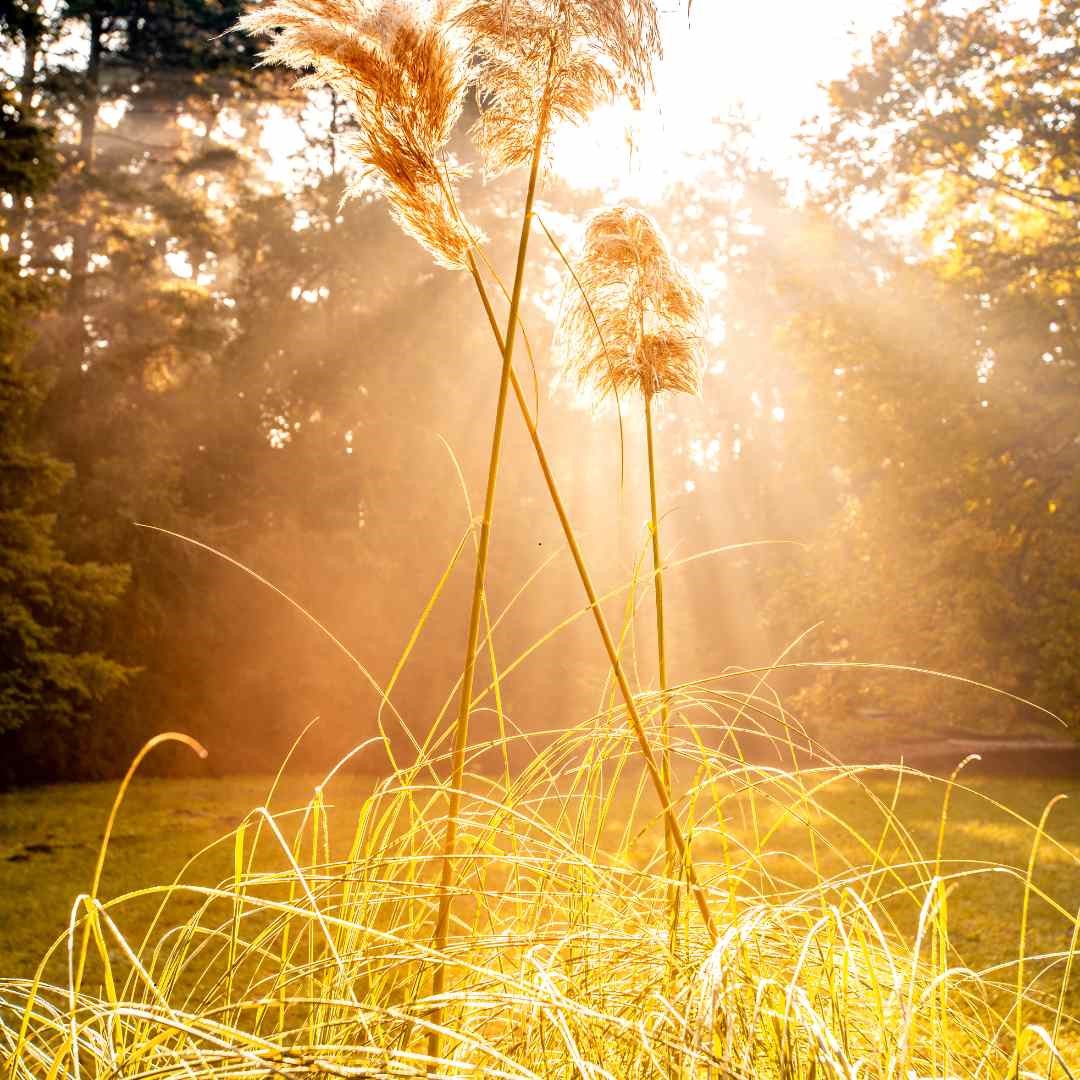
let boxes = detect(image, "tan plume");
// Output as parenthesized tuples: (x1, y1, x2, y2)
(455, 0, 662, 176)
(555, 204, 706, 401)
(239, 0, 478, 269)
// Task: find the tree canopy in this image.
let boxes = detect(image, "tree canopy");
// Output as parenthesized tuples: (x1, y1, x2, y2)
(768, 0, 1080, 741)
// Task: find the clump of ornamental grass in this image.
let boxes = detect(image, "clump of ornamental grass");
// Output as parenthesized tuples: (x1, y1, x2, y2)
(556, 203, 707, 942)
(238, 0, 719, 1048)
(3, 681, 1080, 1078)
(1, 523, 1078, 1077)
(10, 5, 1067, 1078)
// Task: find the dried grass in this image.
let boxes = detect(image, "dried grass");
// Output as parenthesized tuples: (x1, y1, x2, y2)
(555, 205, 706, 402)
(240, 0, 477, 267)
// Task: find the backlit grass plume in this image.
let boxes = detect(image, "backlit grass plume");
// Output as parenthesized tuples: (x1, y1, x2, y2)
(456, 0, 661, 176)
(238, 0, 476, 269)
(556, 203, 706, 401)
(557, 202, 707, 948)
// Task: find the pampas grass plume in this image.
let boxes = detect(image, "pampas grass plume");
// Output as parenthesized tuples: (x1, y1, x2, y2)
(239, 0, 478, 269)
(556, 203, 707, 402)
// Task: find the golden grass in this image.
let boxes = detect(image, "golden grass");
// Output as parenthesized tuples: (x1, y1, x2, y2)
(2, 683, 1080, 1077)
(4, 5, 1068, 1076)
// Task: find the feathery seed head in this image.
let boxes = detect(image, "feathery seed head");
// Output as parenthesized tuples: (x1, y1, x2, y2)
(555, 204, 707, 402)
(239, 0, 478, 269)
(455, 0, 661, 177)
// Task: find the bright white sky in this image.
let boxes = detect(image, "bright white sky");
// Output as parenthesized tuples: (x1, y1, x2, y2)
(551, 0, 906, 200)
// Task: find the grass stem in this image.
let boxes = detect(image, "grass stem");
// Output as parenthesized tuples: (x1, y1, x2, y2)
(644, 389, 677, 935)
(465, 263, 718, 946)
(426, 94, 549, 1058)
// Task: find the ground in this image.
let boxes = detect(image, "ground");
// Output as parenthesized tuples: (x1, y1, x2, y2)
(2, 768, 1079, 1014)
(0, 774, 373, 979)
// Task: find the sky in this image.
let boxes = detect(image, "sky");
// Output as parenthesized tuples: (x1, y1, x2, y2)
(550, 0, 906, 200)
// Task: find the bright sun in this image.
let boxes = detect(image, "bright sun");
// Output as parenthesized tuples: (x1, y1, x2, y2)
(250, 2, 905, 200)
(549, 0, 904, 202)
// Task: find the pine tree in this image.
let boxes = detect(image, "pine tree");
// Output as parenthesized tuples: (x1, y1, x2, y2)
(0, 91, 133, 784)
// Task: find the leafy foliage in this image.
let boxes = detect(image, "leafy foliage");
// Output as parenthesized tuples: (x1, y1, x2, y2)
(753, 0, 1080, 740)
(0, 261, 133, 779)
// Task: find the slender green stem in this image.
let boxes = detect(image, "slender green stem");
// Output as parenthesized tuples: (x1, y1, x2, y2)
(426, 100, 548, 1058)
(466, 264, 718, 946)
(644, 391, 679, 951)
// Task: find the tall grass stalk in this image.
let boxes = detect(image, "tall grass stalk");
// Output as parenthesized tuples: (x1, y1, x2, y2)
(427, 86, 551, 1055)
(552, 204, 709, 945)
(465, 264, 718, 944)
(644, 388, 675, 928)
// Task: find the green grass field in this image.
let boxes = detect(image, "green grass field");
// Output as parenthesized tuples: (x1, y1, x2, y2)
(0, 774, 375, 980)
(3, 767, 1078, 992)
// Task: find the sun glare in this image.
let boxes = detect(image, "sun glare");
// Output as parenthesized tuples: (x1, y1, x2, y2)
(549, 0, 905, 202)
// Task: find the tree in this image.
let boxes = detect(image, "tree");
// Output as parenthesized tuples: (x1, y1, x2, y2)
(0, 113, 133, 779)
(759, 0, 1080, 743)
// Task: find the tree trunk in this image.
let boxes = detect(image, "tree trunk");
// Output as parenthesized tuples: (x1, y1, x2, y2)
(8, 2, 42, 254)
(65, 8, 104, 341)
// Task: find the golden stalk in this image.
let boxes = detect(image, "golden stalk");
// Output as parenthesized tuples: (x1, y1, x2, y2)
(426, 72, 553, 1057)
(644, 388, 677, 933)
(554, 203, 708, 952)
(466, 260, 718, 946)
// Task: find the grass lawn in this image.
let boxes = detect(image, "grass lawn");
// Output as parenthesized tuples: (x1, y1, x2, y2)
(0, 773, 375, 980)
(2, 765, 1079, 1014)
(738, 767, 1080, 989)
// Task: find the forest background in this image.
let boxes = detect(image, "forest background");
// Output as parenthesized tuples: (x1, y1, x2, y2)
(1, 0, 1077, 785)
